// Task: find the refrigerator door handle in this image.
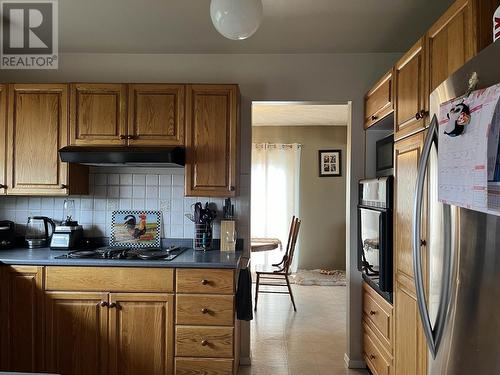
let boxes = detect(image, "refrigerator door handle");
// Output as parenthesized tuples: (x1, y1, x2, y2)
(412, 115, 452, 359)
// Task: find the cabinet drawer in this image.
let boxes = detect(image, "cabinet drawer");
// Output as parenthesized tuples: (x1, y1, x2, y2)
(176, 326, 233, 358)
(175, 358, 233, 375)
(363, 324, 391, 375)
(176, 294, 234, 326)
(176, 269, 234, 294)
(45, 266, 174, 292)
(363, 283, 392, 345)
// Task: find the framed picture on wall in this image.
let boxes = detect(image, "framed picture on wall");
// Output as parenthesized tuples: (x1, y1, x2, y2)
(318, 150, 342, 177)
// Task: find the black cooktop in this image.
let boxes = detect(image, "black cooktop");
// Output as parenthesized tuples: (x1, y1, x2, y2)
(54, 246, 188, 261)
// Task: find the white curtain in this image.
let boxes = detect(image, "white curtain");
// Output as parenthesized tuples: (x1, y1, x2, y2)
(251, 143, 301, 272)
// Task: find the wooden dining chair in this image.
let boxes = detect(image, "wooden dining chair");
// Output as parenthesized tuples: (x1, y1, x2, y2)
(254, 216, 301, 311)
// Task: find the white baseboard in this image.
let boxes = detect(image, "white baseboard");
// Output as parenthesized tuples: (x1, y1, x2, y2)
(239, 356, 251, 366)
(344, 353, 366, 369)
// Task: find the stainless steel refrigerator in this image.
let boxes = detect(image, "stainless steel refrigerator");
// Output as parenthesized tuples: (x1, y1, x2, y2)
(412, 41, 500, 375)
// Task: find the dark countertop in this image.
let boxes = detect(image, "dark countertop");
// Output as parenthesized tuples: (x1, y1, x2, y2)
(0, 247, 243, 269)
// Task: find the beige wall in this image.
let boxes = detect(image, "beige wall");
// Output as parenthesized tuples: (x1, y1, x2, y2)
(2, 51, 400, 366)
(252, 126, 347, 270)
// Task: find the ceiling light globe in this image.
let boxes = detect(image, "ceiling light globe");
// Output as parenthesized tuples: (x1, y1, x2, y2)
(210, 0, 263, 40)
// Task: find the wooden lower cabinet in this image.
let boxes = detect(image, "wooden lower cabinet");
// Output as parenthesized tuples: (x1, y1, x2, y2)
(362, 282, 393, 375)
(393, 132, 428, 375)
(0, 266, 44, 372)
(1, 266, 238, 375)
(45, 291, 109, 375)
(109, 293, 174, 375)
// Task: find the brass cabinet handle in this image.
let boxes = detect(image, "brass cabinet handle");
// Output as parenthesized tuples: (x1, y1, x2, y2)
(201, 339, 209, 346)
(127, 135, 137, 140)
(0, 184, 7, 189)
(109, 302, 117, 308)
(371, 115, 378, 121)
(119, 135, 127, 140)
(201, 308, 209, 314)
(100, 301, 108, 307)
(201, 279, 209, 285)
(420, 239, 427, 246)
(415, 109, 428, 120)
(369, 310, 376, 315)
(60, 184, 68, 189)
(370, 354, 376, 360)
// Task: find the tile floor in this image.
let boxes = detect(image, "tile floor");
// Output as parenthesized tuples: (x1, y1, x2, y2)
(239, 285, 369, 375)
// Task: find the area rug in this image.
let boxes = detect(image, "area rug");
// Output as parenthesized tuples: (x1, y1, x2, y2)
(290, 269, 346, 286)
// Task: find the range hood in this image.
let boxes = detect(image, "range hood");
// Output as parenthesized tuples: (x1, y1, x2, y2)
(59, 146, 185, 167)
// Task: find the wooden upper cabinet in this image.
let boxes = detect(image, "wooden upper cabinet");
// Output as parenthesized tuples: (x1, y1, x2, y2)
(0, 266, 44, 372)
(427, 0, 500, 92)
(128, 84, 185, 146)
(6, 84, 78, 196)
(70, 83, 127, 146)
(394, 38, 427, 141)
(364, 70, 393, 129)
(44, 291, 109, 375)
(185, 84, 239, 197)
(109, 293, 173, 375)
(0, 85, 7, 195)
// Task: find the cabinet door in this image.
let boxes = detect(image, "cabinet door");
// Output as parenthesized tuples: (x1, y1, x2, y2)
(394, 281, 427, 375)
(109, 293, 174, 375)
(185, 85, 239, 197)
(0, 85, 6, 195)
(6, 84, 70, 195)
(393, 133, 427, 375)
(364, 70, 393, 129)
(0, 266, 44, 372)
(44, 291, 109, 375)
(394, 39, 427, 141)
(70, 83, 127, 145)
(128, 84, 185, 146)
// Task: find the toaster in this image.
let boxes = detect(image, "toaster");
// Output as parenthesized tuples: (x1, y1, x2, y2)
(0, 220, 16, 249)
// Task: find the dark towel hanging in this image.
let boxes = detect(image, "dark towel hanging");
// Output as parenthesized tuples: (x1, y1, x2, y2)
(236, 267, 253, 321)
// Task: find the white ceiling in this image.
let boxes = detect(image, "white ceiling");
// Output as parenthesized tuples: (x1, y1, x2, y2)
(252, 103, 348, 127)
(57, 0, 454, 54)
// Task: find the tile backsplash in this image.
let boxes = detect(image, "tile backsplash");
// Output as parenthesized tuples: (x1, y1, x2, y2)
(0, 167, 242, 240)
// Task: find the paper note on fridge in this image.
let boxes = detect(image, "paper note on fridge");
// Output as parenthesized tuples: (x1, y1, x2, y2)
(438, 82, 500, 215)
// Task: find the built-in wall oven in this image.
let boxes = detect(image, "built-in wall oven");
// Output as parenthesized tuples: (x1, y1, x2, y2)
(358, 177, 393, 301)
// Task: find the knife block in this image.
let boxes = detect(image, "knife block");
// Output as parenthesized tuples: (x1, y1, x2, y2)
(220, 220, 236, 252)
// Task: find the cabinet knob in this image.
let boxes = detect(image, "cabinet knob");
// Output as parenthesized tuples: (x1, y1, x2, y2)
(60, 184, 68, 189)
(0, 184, 7, 189)
(371, 115, 378, 121)
(127, 135, 137, 140)
(229, 186, 235, 192)
(201, 279, 209, 285)
(109, 302, 117, 308)
(119, 135, 127, 140)
(201, 339, 209, 346)
(369, 310, 376, 315)
(370, 354, 376, 360)
(415, 110, 428, 120)
(100, 301, 108, 307)
(420, 239, 427, 246)
(201, 308, 209, 314)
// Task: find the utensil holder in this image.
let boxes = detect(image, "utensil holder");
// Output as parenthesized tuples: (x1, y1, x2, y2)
(194, 222, 213, 251)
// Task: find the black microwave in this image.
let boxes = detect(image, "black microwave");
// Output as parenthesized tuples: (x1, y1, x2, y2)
(376, 134, 394, 177)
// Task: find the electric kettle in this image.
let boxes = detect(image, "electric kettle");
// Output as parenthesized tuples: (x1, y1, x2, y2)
(25, 216, 55, 248)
